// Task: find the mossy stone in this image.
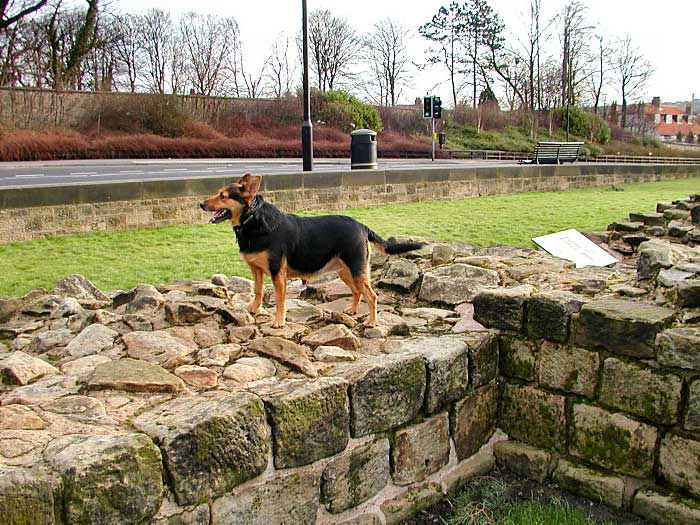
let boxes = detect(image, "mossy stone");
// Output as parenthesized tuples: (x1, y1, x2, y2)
(451, 383, 498, 460)
(499, 337, 537, 381)
(0, 466, 62, 525)
(526, 291, 586, 343)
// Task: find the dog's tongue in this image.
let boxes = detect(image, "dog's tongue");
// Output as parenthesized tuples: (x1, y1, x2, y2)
(207, 210, 227, 224)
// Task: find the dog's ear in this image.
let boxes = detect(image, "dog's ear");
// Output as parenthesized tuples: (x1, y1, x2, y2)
(238, 174, 262, 200)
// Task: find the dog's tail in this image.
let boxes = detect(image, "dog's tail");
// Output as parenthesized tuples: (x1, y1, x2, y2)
(367, 228, 425, 255)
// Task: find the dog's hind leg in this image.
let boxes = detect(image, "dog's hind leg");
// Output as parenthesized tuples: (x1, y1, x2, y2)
(354, 270, 378, 327)
(337, 267, 362, 315)
(247, 268, 265, 314)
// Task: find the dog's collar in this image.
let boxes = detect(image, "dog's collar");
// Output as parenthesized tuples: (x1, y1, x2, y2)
(233, 198, 257, 232)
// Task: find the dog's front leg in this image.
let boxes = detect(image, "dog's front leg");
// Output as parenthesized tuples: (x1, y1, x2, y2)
(271, 268, 287, 328)
(247, 268, 265, 314)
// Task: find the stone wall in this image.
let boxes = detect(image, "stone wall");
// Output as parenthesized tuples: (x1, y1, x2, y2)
(4, 191, 700, 523)
(2, 163, 699, 243)
(473, 194, 700, 524)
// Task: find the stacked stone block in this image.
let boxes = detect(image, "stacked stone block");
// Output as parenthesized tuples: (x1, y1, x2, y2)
(474, 280, 700, 524)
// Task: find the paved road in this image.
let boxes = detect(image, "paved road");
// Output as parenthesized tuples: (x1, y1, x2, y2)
(0, 158, 516, 188)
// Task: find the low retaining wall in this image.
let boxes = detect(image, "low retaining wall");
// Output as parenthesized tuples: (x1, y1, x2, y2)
(1, 163, 699, 243)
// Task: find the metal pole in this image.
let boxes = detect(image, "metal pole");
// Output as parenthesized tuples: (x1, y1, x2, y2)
(431, 111, 435, 162)
(301, 0, 313, 171)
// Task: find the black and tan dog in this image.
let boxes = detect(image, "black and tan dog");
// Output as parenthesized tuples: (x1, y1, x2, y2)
(200, 174, 423, 328)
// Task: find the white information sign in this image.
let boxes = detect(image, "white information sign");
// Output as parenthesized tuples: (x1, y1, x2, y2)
(532, 228, 618, 268)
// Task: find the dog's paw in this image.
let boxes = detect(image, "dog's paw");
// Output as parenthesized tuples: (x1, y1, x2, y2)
(343, 306, 358, 316)
(362, 318, 376, 328)
(247, 303, 264, 315)
(271, 320, 286, 329)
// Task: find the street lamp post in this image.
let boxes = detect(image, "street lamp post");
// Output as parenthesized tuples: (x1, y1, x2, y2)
(301, 0, 313, 171)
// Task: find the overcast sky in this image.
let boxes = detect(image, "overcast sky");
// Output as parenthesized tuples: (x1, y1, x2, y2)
(115, 0, 699, 106)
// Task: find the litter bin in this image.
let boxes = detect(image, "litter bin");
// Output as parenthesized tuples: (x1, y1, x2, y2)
(350, 129, 377, 169)
(438, 132, 446, 149)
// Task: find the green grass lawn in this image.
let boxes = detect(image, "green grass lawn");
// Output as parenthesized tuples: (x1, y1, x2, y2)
(1, 177, 698, 298)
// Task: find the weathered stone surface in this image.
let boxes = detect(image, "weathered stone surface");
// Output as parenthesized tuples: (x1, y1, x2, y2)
(633, 489, 700, 525)
(668, 220, 694, 237)
(89, 358, 186, 393)
(630, 211, 666, 226)
(151, 499, 210, 525)
(250, 337, 317, 377)
(313, 345, 356, 362)
(255, 378, 349, 468)
(1, 351, 60, 385)
(379, 259, 420, 290)
(64, 323, 118, 358)
(677, 279, 700, 308)
(61, 354, 111, 386)
(165, 302, 206, 325)
(173, 365, 218, 388)
(283, 299, 323, 324)
(223, 357, 276, 383)
(192, 321, 226, 348)
(196, 343, 241, 367)
(0, 466, 62, 525)
(599, 357, 682, 424)
(210, 470, 320, 525)
(658, 267, 695, 287)
(493, 440, 553, 483)
(53, 274, 110, 302)
(570, 404, 657, 477)
(125, 284, 165, 314)
(419, 264, 499, 305)
(331, 353, 425, 437)
(552, 459, 624, 509)
(573, 298, 674, 358)
(464, 332, 498, 388)
(385, 336, 469, 413)
(499, 337, 537, 381)
(526, 291, 586, 343)
(301, 324, 360, 351)
(431, 244, 455, 265)
(659, 434, 700, 498)
(227, 276, 254, 294)
(442, 452, 495, 494)
(537, 342, 599, 398)
(0, 404, 48, 430)
(44, 433, 163, 524)
(321, 438, 390, 513)
(500, 384, 566, 452)
(133, 393, 269, 506)
(380, 482, 442, 525)
(392, 413, 450, 485)
(123, 330, 196, 369)
(637, 239, 675, 279)
(657, 328, 700, 371)
(687, 379, 700, 431)
(609, 220, 644, 232)
(0, 288, 48, 322)
(26, 328, 73, 353)
(451, 383, 498, 460)
(473, 285, 532, 332)
(41, 395, 113, 425)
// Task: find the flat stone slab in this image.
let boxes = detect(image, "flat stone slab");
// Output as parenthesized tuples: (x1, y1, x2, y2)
(252, 377, 349, 468)
(633, 489, 700, 525)
(44, 433, 163, 524)
(573, 298, 674, 358)
(419, 264, 499, 305)
(123, 330, 196, 369)
(331, 353, 425, 437)
(525, 291, 586, 343)
(250, 337, 317, 377)
(657, 327, 700, 370)
(88, 358, 186, 393)
(493, 440, 553, 483)
(1, 351, 60, 386)
(223, 356, 276, 383)
(65, 323, 118, 358)
(133, 392, 269, 506)
(379, 259, 420, 290)
(473, 285, 533, 332)
(552, 459, 625, 509)
(301, 324, 360, 351)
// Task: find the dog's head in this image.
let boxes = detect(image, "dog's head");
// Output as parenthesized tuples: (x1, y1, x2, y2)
(199, 174, 262, 225)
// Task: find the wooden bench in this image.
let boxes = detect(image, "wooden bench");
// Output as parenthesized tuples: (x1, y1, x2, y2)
(519, 141, 584, 165)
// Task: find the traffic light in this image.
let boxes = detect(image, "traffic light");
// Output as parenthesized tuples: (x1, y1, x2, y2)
(423, 96, 432, 118)
(432, 96, 442, 119)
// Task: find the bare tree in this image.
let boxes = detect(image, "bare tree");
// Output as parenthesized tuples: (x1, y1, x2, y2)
(462, 0, 503, 108)
(419, 2, 467, 108)
(264, 32, 296, 98)
(589, 33, 609, 115)
(179, 12, 239, 96)
(559, 1, 592, 106)
(239, 45, 266, 98)
(609, 35, 653, 128)
(112, 13, 142, 92)
(1, 0, 47, 30)
(307, 9, 359, 91)
(139, 9, 172, 93)
(363, 18, 410, 106)
(0, 18, 23, 85)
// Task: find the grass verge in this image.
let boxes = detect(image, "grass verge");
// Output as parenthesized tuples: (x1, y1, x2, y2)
(1, 177, 698, 297)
